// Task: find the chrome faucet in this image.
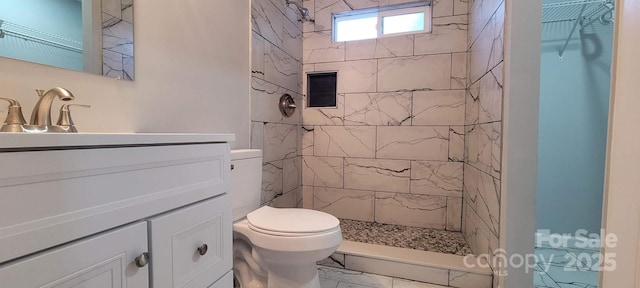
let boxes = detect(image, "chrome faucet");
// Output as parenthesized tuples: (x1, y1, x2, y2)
(30, 87, 75, 128)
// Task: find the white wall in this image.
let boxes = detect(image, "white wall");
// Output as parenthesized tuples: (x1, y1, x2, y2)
(0, 0, 251, 148)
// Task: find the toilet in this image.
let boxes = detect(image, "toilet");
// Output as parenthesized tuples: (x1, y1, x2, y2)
(230, 149, 342, 288)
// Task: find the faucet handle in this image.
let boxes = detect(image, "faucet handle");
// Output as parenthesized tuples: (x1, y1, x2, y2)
(56, 104, 90, 133)
(35, 89, 45, 97)
(0, 97, 27, 132)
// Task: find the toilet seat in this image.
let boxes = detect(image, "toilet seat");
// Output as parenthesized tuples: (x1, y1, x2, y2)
(247, 206, 340, 235)
(234, 206, 342, 253)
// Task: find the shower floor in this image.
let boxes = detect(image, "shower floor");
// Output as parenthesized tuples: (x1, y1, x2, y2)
(339, 219, 472, 256)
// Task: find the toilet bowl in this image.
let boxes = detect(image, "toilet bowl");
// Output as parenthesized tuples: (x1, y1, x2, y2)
(230, 149, 342, 288)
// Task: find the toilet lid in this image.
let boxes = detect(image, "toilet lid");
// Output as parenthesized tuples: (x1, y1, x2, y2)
(247, 206, 340, 234)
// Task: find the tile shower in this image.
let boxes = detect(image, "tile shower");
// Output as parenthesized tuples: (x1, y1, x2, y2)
(250, 0, 506, 286)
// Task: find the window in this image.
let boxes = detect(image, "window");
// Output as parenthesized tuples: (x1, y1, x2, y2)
(333, 3, 431, 42)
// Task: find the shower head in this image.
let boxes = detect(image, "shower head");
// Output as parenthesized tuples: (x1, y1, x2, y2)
(286, 0, 312, 21)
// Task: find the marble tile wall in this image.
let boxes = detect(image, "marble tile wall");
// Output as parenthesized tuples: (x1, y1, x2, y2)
(251, 0, 305, 208)
(102, 0, 134, 80)
(301, 0, 469, 231)
(462, 0, 505, 278)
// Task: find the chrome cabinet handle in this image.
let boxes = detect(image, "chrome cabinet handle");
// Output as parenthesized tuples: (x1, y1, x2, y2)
(197, 244, 208, 256)
(135, 252, 149, 267)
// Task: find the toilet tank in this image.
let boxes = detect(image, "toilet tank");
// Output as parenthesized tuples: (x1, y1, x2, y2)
(230, 149, 263, 221)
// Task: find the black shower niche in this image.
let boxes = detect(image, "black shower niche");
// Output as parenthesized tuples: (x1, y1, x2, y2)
(307, 72, 337, 108)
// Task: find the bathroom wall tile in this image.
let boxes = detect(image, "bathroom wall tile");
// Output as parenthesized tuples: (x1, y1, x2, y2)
(301, 126, 315, 155)
(412, 90, 465, 126)
(315, 60, 378, 93)
(299, 0, 314, 31)
(251, 121, 264, 150)
(103, 20, 133, 57)
(302, 185, 314, 208)
(449, 126, 465, 161)
(464, 123, 490, 175)
(449, 271, 492, 288)
(304, 31, 346, 63)
(462, 163, 479, 207)
(469, 1, 504, 83)
(469, 0, 503, 46)
(454, 0, 470, 15)
(252, 32, 266, 79)
(302, 94, 345, 125)
(318, 266, 394, 288)
(314, 0, 352, 31)
(345, 36, 414, 61)
(375, 192, 447, 229)
(491, 122, 502, 178)
(252, 77, 301, 124)
(451, 52, 468, 89)
(265, 43, 301, 93)
(376, 126, 450, 161)
(344, 0, 379, 9)
(314, 187, 375, 221)
(463, 164, 500, 236)
(378, 0, 424, 7)
(268, 0, 287, 17)
(314, 126, 377, 158)
(410, 161, 463, 197)
(102, 0, 121, 18)
(285, 1, 308, 27)
(252, 0, 284, 47)
(478, 63, 503, 123)
(432, 0, 455, 18)
(414, 15, 467, 55)
(103, 49, 124, 79)
(344, 158, 411, 193)
(378, 55, 451, 92)
(303, 156, 344, 188)
(262, 160, 284, 204)
(263, 123, 298, 162)
(270, 186, 302, 208)
(122, 56, 134, 81)
(283, 16, 303, 61)
(283, 156, 302, 193)
(393, 278, 450, 288)
(447, 197, 463, 231)
(344, 255, 449, 286)
(462, 200, 492, 256)
(344, 92, 412, 126)
(465, 79, 480, 125)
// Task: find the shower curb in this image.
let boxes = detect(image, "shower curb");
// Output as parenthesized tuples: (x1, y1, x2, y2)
(318, 240, 494, 288)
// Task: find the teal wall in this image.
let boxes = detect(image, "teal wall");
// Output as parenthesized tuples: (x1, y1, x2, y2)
(0, 0, 82, 70)
(536, 19, 613, 235)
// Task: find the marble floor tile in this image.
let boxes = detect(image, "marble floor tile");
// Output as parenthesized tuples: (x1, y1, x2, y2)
(318, 266, 449, 288)
(534, 247, 600, 288)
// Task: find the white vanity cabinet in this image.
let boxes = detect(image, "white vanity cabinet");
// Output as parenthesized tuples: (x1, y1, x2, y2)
(0, 133, 235, 288)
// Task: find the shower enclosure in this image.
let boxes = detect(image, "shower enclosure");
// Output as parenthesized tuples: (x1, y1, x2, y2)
(535, 0, 615, 287)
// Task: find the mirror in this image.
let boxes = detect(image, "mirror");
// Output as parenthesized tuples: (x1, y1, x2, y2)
(0, 0, 134, 80)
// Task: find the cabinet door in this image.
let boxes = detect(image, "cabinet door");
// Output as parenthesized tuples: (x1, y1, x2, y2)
(0, 222, 149, 288)
(207, 271, 233, 288)
(148, 195, 232, 288)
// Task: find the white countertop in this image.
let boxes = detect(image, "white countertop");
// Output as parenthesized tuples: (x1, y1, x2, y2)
(0, 133, 236, 150)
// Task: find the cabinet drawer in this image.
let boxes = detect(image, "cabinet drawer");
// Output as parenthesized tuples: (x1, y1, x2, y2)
(148, 195, 232, 288)
(0, 143, 229, 263)
(0, 222, 148, 288)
